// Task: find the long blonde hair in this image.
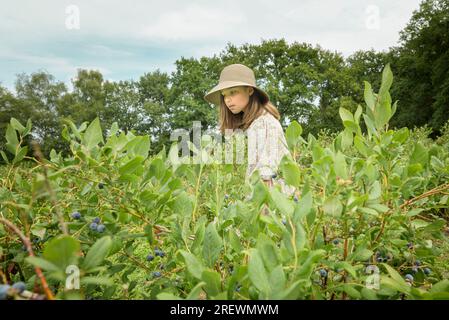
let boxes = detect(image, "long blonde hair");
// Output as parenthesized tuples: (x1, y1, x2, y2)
(218, 87, 280, 134)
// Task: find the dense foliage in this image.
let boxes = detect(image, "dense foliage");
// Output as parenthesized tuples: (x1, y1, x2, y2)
(1, 65, 448, 300)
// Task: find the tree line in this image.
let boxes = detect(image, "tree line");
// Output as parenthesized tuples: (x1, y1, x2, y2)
(0, 0, 447, 160)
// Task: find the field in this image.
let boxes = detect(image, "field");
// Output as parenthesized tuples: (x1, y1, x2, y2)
(1, 65, 449, 300)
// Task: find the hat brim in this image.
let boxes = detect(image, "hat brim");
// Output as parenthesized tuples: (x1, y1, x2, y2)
(204, 81, 269, 106)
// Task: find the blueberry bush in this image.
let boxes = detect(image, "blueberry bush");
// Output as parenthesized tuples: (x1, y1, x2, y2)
(1, 65, 449, 300)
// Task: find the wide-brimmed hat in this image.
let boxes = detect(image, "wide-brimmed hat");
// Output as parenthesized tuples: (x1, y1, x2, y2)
(204, 63, 270, 106)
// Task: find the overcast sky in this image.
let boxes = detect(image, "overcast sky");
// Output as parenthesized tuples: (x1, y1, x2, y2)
(0, 0, 422, 92)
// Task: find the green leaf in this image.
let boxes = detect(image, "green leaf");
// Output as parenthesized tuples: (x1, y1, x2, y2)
(270, 188, 294, 216)
(381, 263, 410, 294)
(248, 249, 270, 296)
(13, 146, 28, 164)
(80, 277, 114, 286)
(186, 282, 206, 300)
(157, 293, 183, 300)
(268, 265, 286, 295)
(352, 248, 374, 262)
(201, 270, 221, 298)
(10, 118, 25, 134)
(368, 181, 381, 200)
(285, 121, 302, 150)
(341, 284, 361, 299)
(43, 236, 80, 270)
(202, 222, 223, 268)
(280, 160, 301, 187)
(378, 64, 393, 102)
(393, 127, 409, 143)
(82, 236, 112, 271)
(256, 234, 280, 272)
(410, 142, 429, 167)
(118, 156, 144, 175)
(293, 191, 312, 221)
(180, 250, 205, 280)
(25, 256, 61, 272)
(334, 151, 348, 179)
(83, 117, 104, 149)
(5, 125, 19, 154)
(323, 196, 343, 217)
(341, 129, 353, 150)
(364, 81, 376, 111)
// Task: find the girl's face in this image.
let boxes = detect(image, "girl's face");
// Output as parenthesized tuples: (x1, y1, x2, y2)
(221, 86, 254, 114)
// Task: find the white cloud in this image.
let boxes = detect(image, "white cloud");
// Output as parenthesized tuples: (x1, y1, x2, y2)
(139, 4, 247, 41)
(0, 0, 423, 89)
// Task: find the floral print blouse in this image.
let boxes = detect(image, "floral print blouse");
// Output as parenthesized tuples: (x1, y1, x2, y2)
(244, 110, 296, 197)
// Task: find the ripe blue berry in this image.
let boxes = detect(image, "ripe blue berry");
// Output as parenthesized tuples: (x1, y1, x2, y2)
(146, 254, 154, 262)
(423, 268, 431, 275)
(71, 211, 81, 219)
(407, 242, 413, 249)
(224, 194, 229, 200)
(272, 173, 277, 179)
(96, 224, 106, 233)
(293, 195, 298, 203)
(405, 274, 414, 282)
(98, 183, 104, 189)
(414, 260, 422, 266)
(93, 217, 100, 224)
(411, 266, 418, 274)
(153, 271, 161, 278)
(282, 219, 287, 225)
(333, 239, 340, 245)
(319, 269, 327, 278)
(89, 222, 98, 230)
(12, 282, 26, 294)
(155, 249, 165, 257)
(376, 256, 383, 263)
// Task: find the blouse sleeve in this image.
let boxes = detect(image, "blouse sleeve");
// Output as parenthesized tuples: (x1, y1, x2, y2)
(246, 115, 291, 180)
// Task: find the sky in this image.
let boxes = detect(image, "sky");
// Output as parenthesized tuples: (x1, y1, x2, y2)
(0, 0, 422, 93)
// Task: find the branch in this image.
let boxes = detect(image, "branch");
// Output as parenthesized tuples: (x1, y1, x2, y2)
(0, 217, 54, 300)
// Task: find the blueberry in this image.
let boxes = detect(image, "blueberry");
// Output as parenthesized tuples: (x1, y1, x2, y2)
(153, 271, 162, 278)
(414, 260, 422, 266)
(71, 211, 81, 219)
(155, 249, 165, 257)
(89, 222, 98, 230)
(405, 274, 414, 282)
(98, 183, 104, 189)
(319, 269, 327, 278)
(146, 254, 154, 262)
(272, 173, 277, 179)
(93, 217, 100, 224)
(376, 256, 383, 263)
(21, 244, 27, 252)
(423, 268, 431, 275)
(407, 242, 413, 249)
(0, 284, 11, 300)
(96, 224, 106, 233)
(12, 282, 26, 294)
(333, 239, 340, 245)
(224, 194, 229, 200)
(411, 266, 418, 274)
(282, 219, 287, 225)
(293, 195, 298, 203)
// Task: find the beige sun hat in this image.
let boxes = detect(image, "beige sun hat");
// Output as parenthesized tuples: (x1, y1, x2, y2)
(204, 63, 270, 106)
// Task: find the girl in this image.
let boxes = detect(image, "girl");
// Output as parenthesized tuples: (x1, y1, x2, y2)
(204, 63, 296, 197)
